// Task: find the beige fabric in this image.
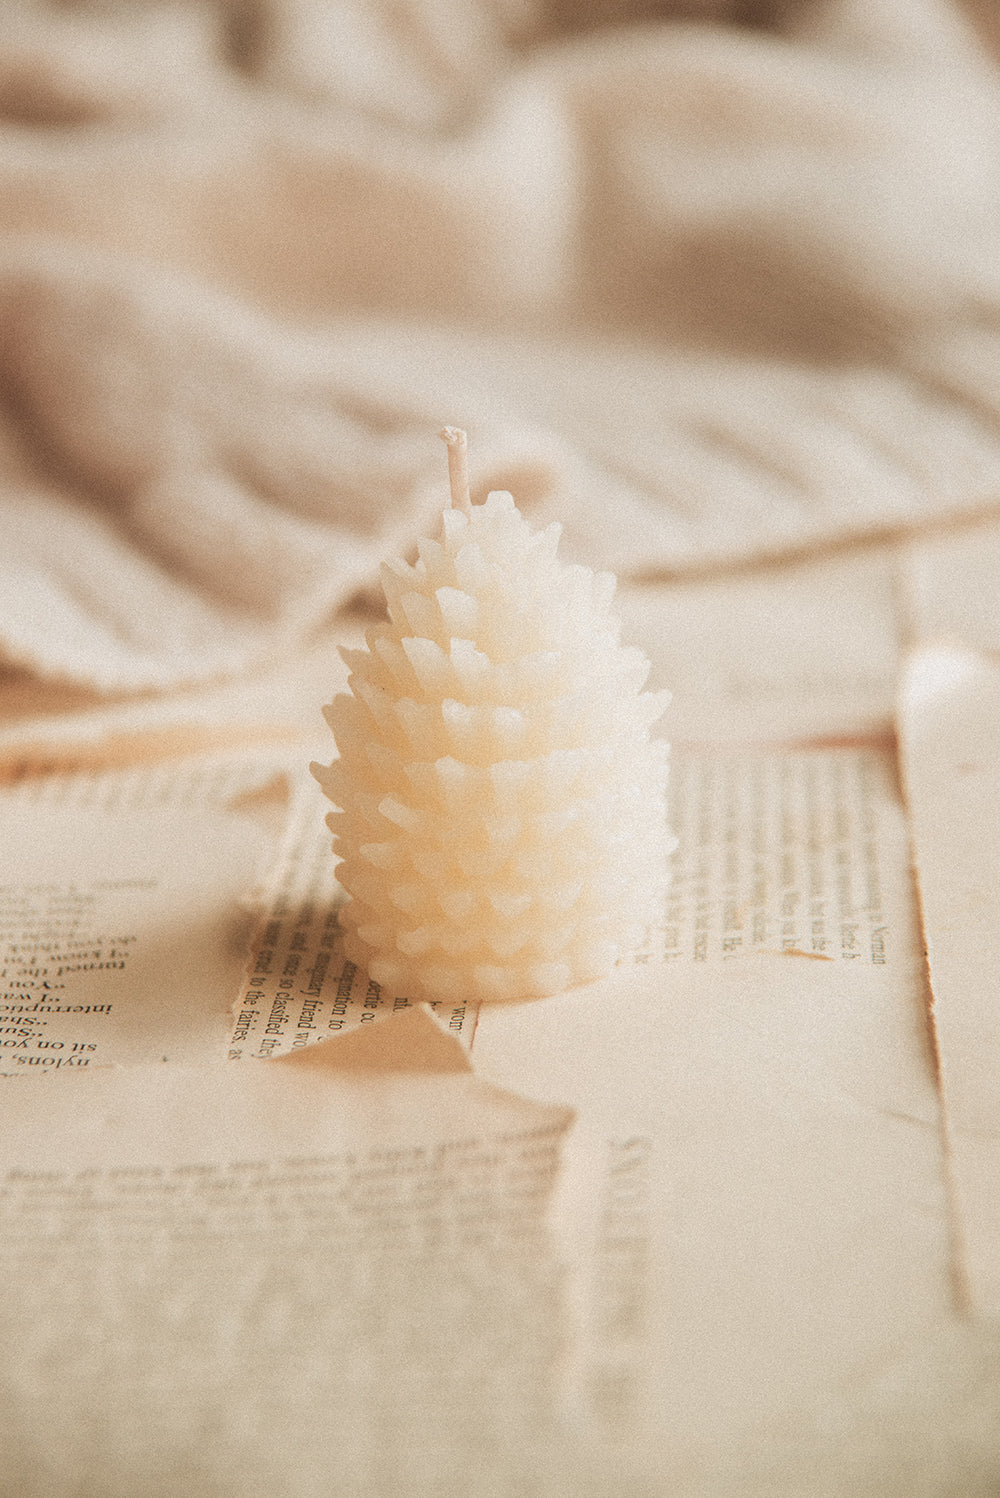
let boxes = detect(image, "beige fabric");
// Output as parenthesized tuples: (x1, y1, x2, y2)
(2, 0, 1000, 690)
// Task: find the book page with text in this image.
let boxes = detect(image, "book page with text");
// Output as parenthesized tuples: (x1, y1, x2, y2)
(0, 1062, 578, 1498)
(0, 756, 284, 1074)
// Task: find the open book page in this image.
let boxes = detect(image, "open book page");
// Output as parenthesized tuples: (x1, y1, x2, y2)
(898, 644, 1000, 1315)
(0, 1061, 577, 1498)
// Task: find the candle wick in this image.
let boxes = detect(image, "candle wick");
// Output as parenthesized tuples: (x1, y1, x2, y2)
(440, 426, 472, 516)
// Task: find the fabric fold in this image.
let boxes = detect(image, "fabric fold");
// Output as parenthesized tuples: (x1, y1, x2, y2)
(2, 0, 1000, 692)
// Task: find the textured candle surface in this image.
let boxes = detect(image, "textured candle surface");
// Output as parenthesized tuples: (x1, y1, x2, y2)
(313, 491, 670, 1004)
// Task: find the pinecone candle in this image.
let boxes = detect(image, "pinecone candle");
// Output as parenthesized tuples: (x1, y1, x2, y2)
(312, 429, 670, 1005)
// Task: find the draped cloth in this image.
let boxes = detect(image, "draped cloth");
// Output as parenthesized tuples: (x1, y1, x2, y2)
(2, 0, 999, 691)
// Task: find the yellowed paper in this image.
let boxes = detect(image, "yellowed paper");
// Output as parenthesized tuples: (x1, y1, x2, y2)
(661, 743, 899, 971)
(0, 756, 281, 1073)
(469, 739, 968, 1489)
(898, 644, 1000, 1314)
(0, 1062, 575, 1498)
(5, 615, 1000, 1491)
(278, 999, 472, 1073)
(3, 728, 1000, 1492)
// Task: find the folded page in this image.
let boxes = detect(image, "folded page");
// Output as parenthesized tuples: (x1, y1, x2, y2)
(899, 643, 1000, 1314)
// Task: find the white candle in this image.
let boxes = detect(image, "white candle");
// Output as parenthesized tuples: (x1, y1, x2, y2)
(312, 431, 670, 1003)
